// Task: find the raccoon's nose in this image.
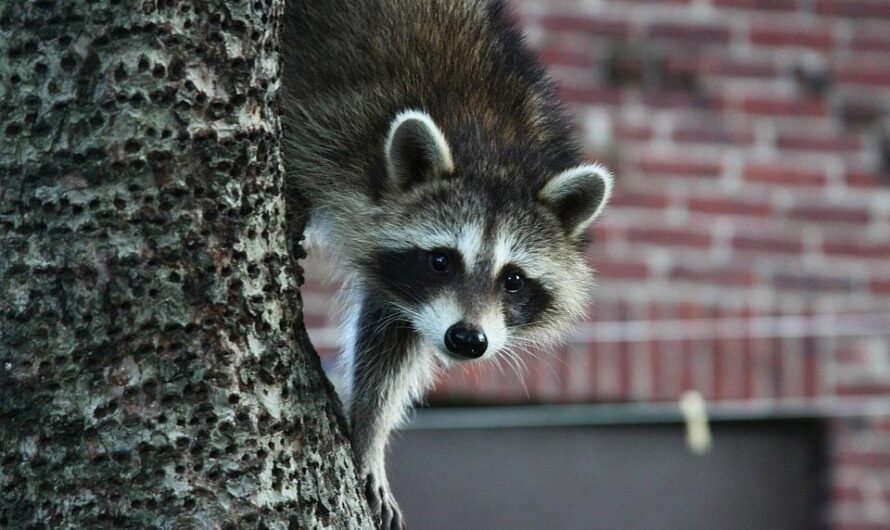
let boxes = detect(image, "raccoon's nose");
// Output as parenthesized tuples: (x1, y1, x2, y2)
(444, 322, 488, 358)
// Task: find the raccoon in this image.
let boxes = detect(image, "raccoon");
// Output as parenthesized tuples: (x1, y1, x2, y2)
(282, 1, 612, 528)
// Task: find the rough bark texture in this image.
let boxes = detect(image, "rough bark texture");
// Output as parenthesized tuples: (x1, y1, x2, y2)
(0, 1, 371, 528)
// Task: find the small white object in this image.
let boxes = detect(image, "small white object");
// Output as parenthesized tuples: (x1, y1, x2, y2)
(680, 390, 712, 455)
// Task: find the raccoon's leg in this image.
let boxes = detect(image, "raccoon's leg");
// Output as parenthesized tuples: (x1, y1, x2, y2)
(345, 295, 436, 530)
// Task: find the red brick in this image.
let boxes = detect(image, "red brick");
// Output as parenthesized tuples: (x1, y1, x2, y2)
(841, 99, 883, 127)
(733, 235, 803, 254)
(837, 383, 890, 396)
(714, 0, 798, 9)
(302, 313, 329, 329)
(836, 450, 890, 467)
(776, 133, 862, 152)
(540, 16, 631, 38)
(673, 126, 754, 145)
(614, 124, 653, 141)
(744, 164, 827, 187)
(823, 241, 890, 259)
(787, 205, 870, 224)
(872, 279, 890, 296)
(645, 303, 668, 400)
(701, 58, 777, 78)
(750, 25, 833, 49)
(626, 227, 712, 248)
(741, 96, 828, 116)
(316, 343, 340, 356)
(678, 302, 702, 392)
(688, 196, 772, 217)
(589, 222, 622, 243)
(647, 22, 731, 44)
(835, 343, 867, 366)
(592, 258, 651, 280)
(669, 266, 757, 286)
(639, 157, 722, 178)
(878, 418, 890, 434)
(802, 350, 819, 397)
(831, 486, 864, 503)
(773, 273, 859, 292)
(837, 67, 890, 87)
(846, 169, 888, 188)
(816, 0, 890, 19)
(851, 34, 890, 52)
(640, 92, 724, 111)
(833, 524, 890, 530)
(537, 48, 596, 68)
(557, 84, 623, 105)
(610, 191, 671, 209)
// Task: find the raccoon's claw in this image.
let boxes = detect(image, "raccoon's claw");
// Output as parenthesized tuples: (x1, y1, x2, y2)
(365, 473, 405, 530)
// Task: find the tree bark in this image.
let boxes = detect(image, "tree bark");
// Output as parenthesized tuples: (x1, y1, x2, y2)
(0, 1, 371, 528)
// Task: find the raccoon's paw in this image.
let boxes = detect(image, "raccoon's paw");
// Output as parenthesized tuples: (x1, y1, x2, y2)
(364, 472, 405, 530)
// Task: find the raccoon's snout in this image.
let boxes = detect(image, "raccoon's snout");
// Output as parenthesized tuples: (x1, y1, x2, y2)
(444, 322, 488, 359)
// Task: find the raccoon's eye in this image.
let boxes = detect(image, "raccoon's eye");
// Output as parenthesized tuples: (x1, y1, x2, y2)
(428, 251, 452, 274)
(503, 273, 525, 293)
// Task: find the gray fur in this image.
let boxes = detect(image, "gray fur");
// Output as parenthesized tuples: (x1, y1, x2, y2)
(282, 1, 612, 527)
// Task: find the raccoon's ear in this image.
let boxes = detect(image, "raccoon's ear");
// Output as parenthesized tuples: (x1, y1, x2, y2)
(539, 163, 614, 238)
(384, 110, 454, 191)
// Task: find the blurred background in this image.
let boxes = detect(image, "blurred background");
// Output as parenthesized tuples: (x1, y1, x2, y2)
(302, 0, 890, 528)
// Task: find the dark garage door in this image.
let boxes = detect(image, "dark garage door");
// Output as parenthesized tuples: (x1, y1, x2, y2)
(388, 415, 825, 530)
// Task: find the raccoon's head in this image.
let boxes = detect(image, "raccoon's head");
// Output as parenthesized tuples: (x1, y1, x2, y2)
(360, 110, 612, 363)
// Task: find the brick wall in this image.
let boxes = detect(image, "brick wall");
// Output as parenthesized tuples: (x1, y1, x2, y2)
(300, 1, 890, 527)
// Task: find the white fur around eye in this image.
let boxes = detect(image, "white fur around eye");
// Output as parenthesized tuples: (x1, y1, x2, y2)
(479, 308, 507, 357)
(456, 223, 484, 272)
(411, 294, 462, 353)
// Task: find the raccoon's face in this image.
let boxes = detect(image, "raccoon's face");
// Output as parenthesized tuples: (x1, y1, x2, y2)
(361, 110, 612, 362)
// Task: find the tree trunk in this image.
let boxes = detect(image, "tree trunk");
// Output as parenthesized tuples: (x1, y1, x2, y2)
(0, 1, 371, 528)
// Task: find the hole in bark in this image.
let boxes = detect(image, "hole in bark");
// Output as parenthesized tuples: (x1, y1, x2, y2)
(138, 55, 149, 71)
(124, 139, 143, 153)
(60, 54, 76, 71)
